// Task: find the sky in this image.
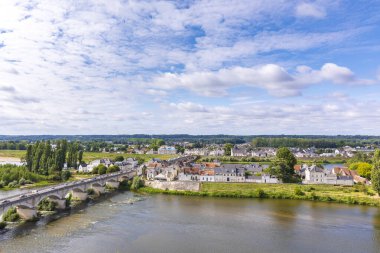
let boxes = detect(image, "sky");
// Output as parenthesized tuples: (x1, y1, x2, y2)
(0, 0, 380, 135)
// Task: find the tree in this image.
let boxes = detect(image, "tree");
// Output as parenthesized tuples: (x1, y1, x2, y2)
(268, 147, 297, 183)
(175, 145, 185, 154)
(131, 176, 143, 190)
(78, 150, 83, 164)
(97, 164, 107, 175)
(107, 165, 120, 173)
(224, 143, 233, 156)
(276, 147, 297, 169)
(350, 162, 372, 179)
(371, 149, 380, 195)
(114, 155, 124, 162)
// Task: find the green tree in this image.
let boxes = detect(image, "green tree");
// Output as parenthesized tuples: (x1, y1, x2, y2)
(350, 162, 372, 179)
(114, 155, 124, 162)
(107, 165, 120, 173)
(131, 176, 143, 190)
(224, 143, 233, 156)
(371, 149, 380, 195)
(97, 164, 107, 175)
(268, 147, 297, 183)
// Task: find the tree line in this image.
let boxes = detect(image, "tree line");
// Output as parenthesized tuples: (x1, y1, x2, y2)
(252, 137, 374, 148)
(25, 140, 82, 176)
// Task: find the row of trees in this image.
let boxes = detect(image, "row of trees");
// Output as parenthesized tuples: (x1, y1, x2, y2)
(252, 137, 365, 148)
(0, 141, 28, 150)
(25, 140, 82, 176)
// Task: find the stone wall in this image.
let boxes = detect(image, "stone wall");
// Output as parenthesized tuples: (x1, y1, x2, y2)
(144, 180, 200, 192)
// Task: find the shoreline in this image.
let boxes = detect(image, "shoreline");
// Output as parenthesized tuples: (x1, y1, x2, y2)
(138, 183, 380, 207)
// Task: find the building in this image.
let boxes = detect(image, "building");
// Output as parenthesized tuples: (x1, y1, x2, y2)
(158, 146, 177, 155)
(231, 147, 248, 157)
(303, 165, 354, 185)
(214, 164, 245, 182)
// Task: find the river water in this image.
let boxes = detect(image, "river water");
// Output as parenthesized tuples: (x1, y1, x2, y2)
(1, 191, 380, 253)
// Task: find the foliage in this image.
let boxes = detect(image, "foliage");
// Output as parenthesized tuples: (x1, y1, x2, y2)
(38, 198, 57, 211)
(0, 164, 47, 187)
(175, 145, 185, 154)
(224, 143, 233, 156)
(61, 170, 72, 181)
(114, 155, 124, 162)
(97, 164, 107, 175)
(0, 221, 6, 229)
(107, 165, 120, 173)
(87, 188, 95, 195)
(267, 147, 297, 183)
(2, 207, 20, 222)
(371, 150, 380, 195)
(131, 176, 143, 190)
(349, 162, 372, 179)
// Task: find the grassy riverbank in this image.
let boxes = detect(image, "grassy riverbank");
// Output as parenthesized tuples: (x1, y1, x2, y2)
(138, 182, 380, 207)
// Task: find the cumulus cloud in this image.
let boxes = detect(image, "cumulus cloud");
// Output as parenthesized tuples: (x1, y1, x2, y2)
(0, 0, 378, 134)
(148, 63, 376, 97)
(296, 2, 326, 18)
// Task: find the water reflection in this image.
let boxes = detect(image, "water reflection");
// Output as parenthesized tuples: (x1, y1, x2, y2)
(0, 194, 379, 253)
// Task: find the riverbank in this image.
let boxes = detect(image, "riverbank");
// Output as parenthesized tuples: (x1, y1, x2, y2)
(138, 182, 380, 207)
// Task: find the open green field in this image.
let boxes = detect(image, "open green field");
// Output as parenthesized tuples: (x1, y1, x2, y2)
(0, 150, 26, 159)
(0, 150, 178, 163)
(139, 182, 380, 207)
(81, 152, 178, 163)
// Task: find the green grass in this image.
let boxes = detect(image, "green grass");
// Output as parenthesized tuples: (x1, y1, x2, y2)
(0, 150, 26, 159)
(0, 150, 178, 163)
(138, 182, 380, 207)
(82, 152, 178, 163)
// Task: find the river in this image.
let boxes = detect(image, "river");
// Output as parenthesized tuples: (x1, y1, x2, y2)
(1, 191, 380, 253)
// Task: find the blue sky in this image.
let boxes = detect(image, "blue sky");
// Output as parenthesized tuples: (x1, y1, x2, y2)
(0, 0, 380, 135)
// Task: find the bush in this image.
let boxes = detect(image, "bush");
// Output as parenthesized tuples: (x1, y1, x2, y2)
(47, 174, 62, 181)
(294, 187, 305, 196)
(97, 164, 107, 175)
(114, 155, 124, 162)
(256, 189, 266, 198)
(131, 176, 143, 190)
(107, 165, 120, 174)
(61, 170, 71, 181)
(0, 221, 6, 229)
(18, 177, 26, 185)
(87, 188, 95, 195)
(38, 198, 57, 211)
(92, 166, 99, 174)
(2, 207, 20, 222)
(7, 180, 19, 188)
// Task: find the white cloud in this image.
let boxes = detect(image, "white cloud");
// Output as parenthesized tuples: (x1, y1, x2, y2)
(148, 63, 376, 97)
(296, 2, 326, 19)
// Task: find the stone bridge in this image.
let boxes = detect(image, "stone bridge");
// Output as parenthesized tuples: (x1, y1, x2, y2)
(0, 170, 136, 220)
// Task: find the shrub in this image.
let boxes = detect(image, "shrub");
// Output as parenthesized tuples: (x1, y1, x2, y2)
(97, 164, 107, 175)
(0, 221, 6, 229)
(61, 170, 71, 181)
(107, 165, 120, 174)
(256, 188, 266, 198)
(294, 187, 305, 196)
(7, 180, 19, 188)
(38, 198, 57, 211)
(131, 176, 143, 190)
(92, 166, 99, 174)
(18, 177, 26, 185)
(2, 207, 20, 222)
(87, 188, 95, 195)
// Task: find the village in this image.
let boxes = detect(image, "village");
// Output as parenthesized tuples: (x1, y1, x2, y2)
(75, 147, 370, 187)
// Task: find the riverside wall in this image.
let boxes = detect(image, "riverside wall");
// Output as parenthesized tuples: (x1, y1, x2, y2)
(144, 181, 200, 192)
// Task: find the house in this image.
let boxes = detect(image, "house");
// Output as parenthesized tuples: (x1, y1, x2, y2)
(158, 146, 177, 155)
(231, 147, 248, 157)
(178, 172, 200, 181)
(200, 169, 215, 182)
(78, 163, 95, 173)
(214, 164, 245, 182)
(245, 174, 281, 183)
(303, 165, 354, 185)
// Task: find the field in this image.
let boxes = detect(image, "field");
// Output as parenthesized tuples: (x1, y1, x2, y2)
(0, 150, 26, 160)
(139, 182, 380, 207)
(0, 150, 178, 163)
(81, 152, 178, 163)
